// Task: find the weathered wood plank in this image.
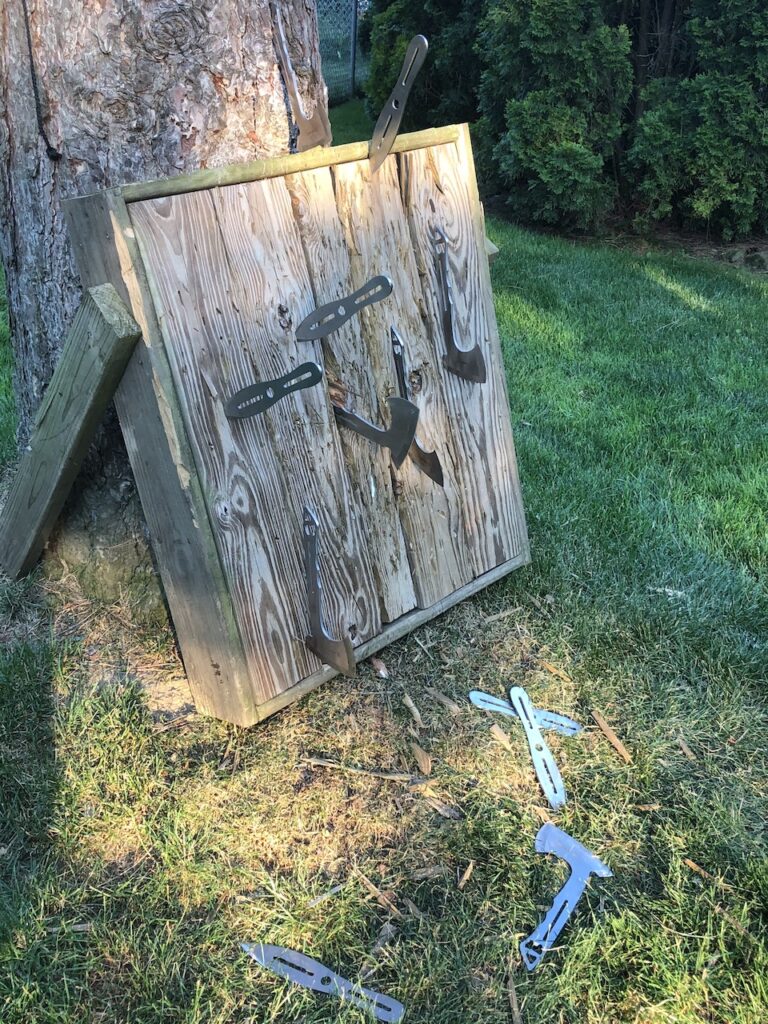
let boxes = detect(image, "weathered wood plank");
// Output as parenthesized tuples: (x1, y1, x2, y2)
(63, 190, 260, 726)
(331, 155, 480, 607)
(119, 126, 461, 204)
(399, 129, 529, 574)
(0, 285, 140, 579)
(285, 167, 416, 622)
(129, 179, 382, 700)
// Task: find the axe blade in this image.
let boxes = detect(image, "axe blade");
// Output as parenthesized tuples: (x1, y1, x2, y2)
(385, 396, 420, 468)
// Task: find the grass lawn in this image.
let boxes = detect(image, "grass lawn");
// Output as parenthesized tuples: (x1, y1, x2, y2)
(1, 123, 767, 1021)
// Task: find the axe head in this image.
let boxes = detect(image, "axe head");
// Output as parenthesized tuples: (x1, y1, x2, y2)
(384, 396, 420, 468)
(535, 823, 612, 880)
(305, 631, 356, 678)
(443, 345, 487, 384)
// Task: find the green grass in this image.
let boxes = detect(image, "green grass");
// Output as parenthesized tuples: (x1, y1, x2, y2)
(328, 98, 372, 146)
(1, 227, 767, 1022)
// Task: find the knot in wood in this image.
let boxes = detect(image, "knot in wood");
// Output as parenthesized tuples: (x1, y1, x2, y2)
(408, 369, 423, 394)
(277, 304, 293, 330)
(141, 4, 210, 60)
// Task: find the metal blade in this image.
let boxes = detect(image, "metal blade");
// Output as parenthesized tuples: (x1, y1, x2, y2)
(407, 439, 444, 486)
(225, 362, 322, 419)
(271, 3, 332, 151)
(432, 228, 487, 383)
(242, 944, 405, 1022)
(508, 687, 566, 809)
(296, 277, 393, 341)
(370, 35, 429, 173)
(390, 326, 444, 485)
(333, 396, 419, 469)
(467, 690, 582, 737)
(303, 507, 356, 677)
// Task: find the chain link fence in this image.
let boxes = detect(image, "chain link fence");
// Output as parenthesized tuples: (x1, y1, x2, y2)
(317, 0, 370, 105)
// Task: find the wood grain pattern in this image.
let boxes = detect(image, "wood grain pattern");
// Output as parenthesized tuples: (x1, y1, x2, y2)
(0, 285, 140, 579)
(63, 190, 260, 726)
(332, 155, 482, 606)
(400, 128, 529, 574)
(285, 167, 416, 622)
(130, 179, 382, 701)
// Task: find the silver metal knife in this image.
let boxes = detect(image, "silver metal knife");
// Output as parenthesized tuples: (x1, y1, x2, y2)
(242, 943, 405, 1022)
(225, 362, 323, 419)
(369, 35, 429, 174)
(296, 276, 393, 342)
(508, 686, 567, 809)
(468, 690, 582, 737)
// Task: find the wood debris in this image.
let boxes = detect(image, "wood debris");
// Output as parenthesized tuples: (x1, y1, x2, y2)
(412, 786, 463, 820)
(507, 952, 524, 1024)
(301, 756, 419, 783)
(425, 686, 461, 715)
(402, 897, 427, 920)
(714, 904, 755, 943)
(457, 861, 475, 890)
(411, 864, 448, 881)
(634, 803, 662, 812)
(410, 741, 433, 776)
(353, 866, 404, 919)
(490, 723, 513, 751)
(360, 922, 398, 979)
(402, 693, 425, 729)
(370, 657, 390, 679)
(591, 709, 632, 764)
(683, 858, 732, 890)
(678, 735, 696, 761)
(485, 607, 518, 624)
(532, 805, 552, 824)
(539, 660, 572, 683)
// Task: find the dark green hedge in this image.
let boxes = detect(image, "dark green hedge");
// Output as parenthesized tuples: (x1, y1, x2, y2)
(364, 0, 768, 238)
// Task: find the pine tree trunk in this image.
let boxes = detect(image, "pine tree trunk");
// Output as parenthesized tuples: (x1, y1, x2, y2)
(0, 0, 328, 612)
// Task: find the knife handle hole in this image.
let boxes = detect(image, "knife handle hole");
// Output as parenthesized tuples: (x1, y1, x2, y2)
(337, 305, 346, 316)
(266, 387, 274, 399)
(535, 743, 543, 751)
(320, 976, 332, 986)
(393, 98, 400, 109)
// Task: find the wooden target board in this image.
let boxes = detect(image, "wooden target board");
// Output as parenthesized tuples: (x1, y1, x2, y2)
(64, 125, 529, 726)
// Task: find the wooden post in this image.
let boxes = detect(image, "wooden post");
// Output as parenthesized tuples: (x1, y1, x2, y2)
(0, 285, 141, 579)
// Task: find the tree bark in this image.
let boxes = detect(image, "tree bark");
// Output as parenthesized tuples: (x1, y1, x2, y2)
(0, 0, 328, 612)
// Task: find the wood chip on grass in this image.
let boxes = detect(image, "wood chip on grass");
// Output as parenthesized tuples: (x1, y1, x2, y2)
(425, 686, 461, 715)
(457, 860, 475, 890)
(539, 660, 571, 683)
(490, 723, 513, 751)
(591, 709, 633, 763)
(410, 741, 432, 776)
(678, 735, 697, 761)
(402, 693, 425, 730)
(353, 866, 404, 919)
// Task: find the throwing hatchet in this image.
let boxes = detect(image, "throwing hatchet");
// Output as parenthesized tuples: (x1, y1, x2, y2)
(432, 228, 487, 384)
(390, 327, 443, 486)
(520, 823, 612, 971)
(302, 507, 355, 677)
(333, 396, 419, 469)
(271, 2, 332, 151)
